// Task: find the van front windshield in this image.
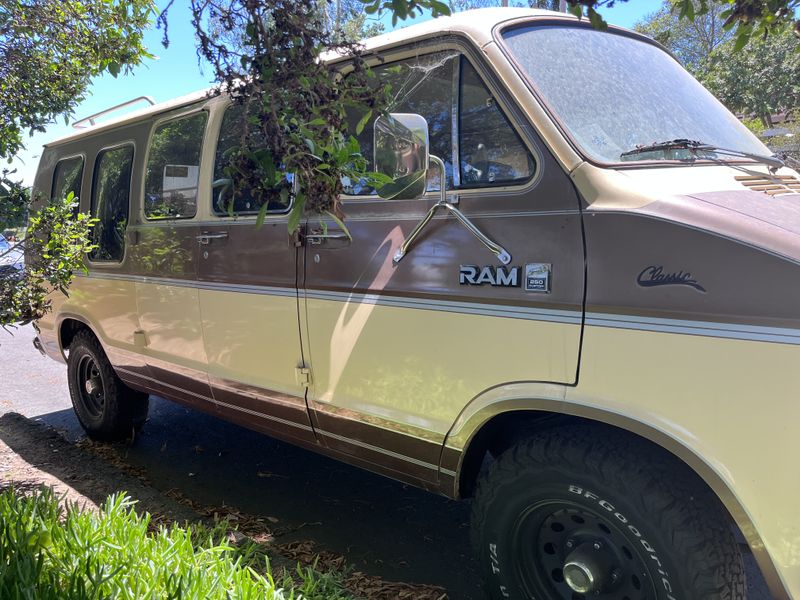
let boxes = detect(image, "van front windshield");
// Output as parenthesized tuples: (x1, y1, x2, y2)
(502, 24, 770, 165)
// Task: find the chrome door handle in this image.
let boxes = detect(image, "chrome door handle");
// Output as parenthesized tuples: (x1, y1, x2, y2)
(306, 232, 351, 245)
(196, 231, 229, 245)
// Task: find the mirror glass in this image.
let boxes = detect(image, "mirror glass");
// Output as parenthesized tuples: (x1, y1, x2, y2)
(373, 113, 429, 200)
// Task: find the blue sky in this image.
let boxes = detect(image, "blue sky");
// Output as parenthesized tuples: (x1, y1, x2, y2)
(10, 0, 661, 186)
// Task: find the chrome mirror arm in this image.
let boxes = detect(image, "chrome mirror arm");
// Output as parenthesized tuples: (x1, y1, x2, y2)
(393, 155, 512, 265)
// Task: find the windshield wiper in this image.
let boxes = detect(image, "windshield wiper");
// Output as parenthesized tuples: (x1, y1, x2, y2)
(620, 139, 785, 171)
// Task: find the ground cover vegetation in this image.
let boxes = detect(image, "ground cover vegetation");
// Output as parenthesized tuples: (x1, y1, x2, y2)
(0, 486, 355, 599)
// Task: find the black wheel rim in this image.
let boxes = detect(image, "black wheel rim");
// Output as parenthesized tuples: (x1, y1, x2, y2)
(76, 354, 105, 419)
(512, 500, 658, 600)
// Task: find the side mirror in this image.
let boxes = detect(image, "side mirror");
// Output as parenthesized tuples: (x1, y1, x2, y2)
(373, 113, 429, 200)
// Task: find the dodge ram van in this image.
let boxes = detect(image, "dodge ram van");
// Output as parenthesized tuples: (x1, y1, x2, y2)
(32, 8, 800, 599)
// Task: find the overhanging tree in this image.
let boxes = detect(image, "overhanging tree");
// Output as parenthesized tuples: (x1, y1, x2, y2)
(0, 0, 156, 328)
(702, 24, 800, 126)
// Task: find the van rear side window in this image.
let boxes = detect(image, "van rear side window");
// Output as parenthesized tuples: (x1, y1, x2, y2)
(90, 145, 133, 262)
(144, 112, 207, 220)
(52, 156, 84, 204)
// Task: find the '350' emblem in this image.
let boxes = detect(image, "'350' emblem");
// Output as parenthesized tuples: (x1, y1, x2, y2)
(459, 264, 551, 293)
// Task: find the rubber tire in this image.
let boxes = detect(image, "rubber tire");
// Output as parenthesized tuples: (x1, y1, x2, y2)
(471, 426, 745, 600)
(67, 330, 149, 441)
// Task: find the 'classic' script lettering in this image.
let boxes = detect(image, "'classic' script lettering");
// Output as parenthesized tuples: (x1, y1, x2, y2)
(637, 266, 706, 292)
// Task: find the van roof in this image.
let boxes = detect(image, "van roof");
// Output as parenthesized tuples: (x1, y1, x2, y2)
(46, 7, 577, 148)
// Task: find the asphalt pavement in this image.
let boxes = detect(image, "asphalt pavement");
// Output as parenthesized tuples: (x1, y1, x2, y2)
(0, 324, 773, 599)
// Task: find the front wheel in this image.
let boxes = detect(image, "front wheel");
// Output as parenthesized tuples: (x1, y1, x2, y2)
(67, 330, 149, 441)
(471, 426, 745, 600)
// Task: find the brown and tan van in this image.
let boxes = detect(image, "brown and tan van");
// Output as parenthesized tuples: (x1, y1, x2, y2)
(31, 8, 800, 599)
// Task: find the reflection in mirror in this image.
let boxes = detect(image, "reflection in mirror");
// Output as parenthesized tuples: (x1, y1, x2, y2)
(373, 113, 429, 200)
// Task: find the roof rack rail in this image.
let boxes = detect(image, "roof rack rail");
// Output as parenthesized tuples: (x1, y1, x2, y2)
(72, 96, 156, 129)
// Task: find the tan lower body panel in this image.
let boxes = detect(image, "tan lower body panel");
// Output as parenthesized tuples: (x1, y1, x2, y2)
(303, 296, 581, 435)
(566, 325, 800, 599)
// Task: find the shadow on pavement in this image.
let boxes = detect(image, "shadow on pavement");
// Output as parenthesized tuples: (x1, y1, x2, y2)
(0, 404, 483, 599)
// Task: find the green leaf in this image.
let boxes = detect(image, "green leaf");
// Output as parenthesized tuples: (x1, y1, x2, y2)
(587, 8, 608, 31)
(733, 30, 751, 51)
(324, 211, 352, 240)
(255, 201, 269, 229)
(287, 194, 305, 233)
(356, 110, 373, 135)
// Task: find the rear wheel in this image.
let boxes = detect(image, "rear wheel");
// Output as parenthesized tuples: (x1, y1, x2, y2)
(67, 330, 149, 441)
(471, 426, 745, 600)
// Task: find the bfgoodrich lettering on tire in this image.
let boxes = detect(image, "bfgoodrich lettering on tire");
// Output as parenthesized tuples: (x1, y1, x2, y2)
(67, 330, 149, 441)
(471, 426, 745, 600)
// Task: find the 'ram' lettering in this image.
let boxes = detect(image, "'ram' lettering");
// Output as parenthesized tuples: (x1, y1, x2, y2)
(459, 265, 520, 287)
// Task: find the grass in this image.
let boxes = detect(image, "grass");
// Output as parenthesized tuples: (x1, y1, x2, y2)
(0, 487, 352, 600)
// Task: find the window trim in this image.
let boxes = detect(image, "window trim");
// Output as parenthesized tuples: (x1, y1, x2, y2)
(51, 153, 86, 212)
(142, 108, 209, 222)
(87, 141, 135, 265)
(339, 41, 541, 202)
(208, 101, 294, 220)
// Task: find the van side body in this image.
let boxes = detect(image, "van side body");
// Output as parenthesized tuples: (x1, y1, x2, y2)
(33, 9, 800, 598)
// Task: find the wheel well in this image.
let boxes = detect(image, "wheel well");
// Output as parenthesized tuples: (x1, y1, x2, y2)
(457, 410, 573, 499)
(459, 411, 719, 503)
(59, 318, 93, 352)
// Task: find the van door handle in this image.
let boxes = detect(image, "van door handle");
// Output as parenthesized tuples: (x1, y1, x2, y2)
(196, 231, 228, 245)
(305, 231, 351, 246)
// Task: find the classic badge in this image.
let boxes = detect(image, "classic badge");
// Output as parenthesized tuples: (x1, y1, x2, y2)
(637, 265, 706, 293)
(524, 263, 551, 293)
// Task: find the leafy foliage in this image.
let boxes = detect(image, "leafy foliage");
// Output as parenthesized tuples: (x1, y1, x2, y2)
(567, 0, 800, 42)
(0, 194, 96, 328)
(702, 24, 800, 125)
(635, 0, 734, 74)
(178, 0, 392, 230)
(0, 0, 155, 330)
(0, 487, 354, 599)
(0, 0, 157, 159)
(0, 174, 28, 231)
(321, 0, 385, 41)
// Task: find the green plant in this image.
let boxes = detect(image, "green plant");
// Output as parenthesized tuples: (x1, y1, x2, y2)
(1, 193, 97, 328)
(0, 487, 355, 599)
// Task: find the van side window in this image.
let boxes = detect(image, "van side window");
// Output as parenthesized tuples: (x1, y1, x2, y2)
(346, 52, 534, 196)
(52, 157, 84, 203)
(90, 145, 133, 262)
(459, 59, 534, 186)
(346, 52, 457, 195)
(212, 104, 289, 216)
(144, 113, 206, 219)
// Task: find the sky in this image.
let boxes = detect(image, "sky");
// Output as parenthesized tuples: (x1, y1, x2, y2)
(9, 0, 661, 186)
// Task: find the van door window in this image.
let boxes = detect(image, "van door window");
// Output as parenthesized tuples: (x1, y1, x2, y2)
(346, 52, 534, 195)
(459, 58, 535, 186)
(90, 145, 133, 262)
(52, 157, 84, 202)
(144, 112, 206, 219)
(346, 52, 457, 195)
(212, 104, 291, 216)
